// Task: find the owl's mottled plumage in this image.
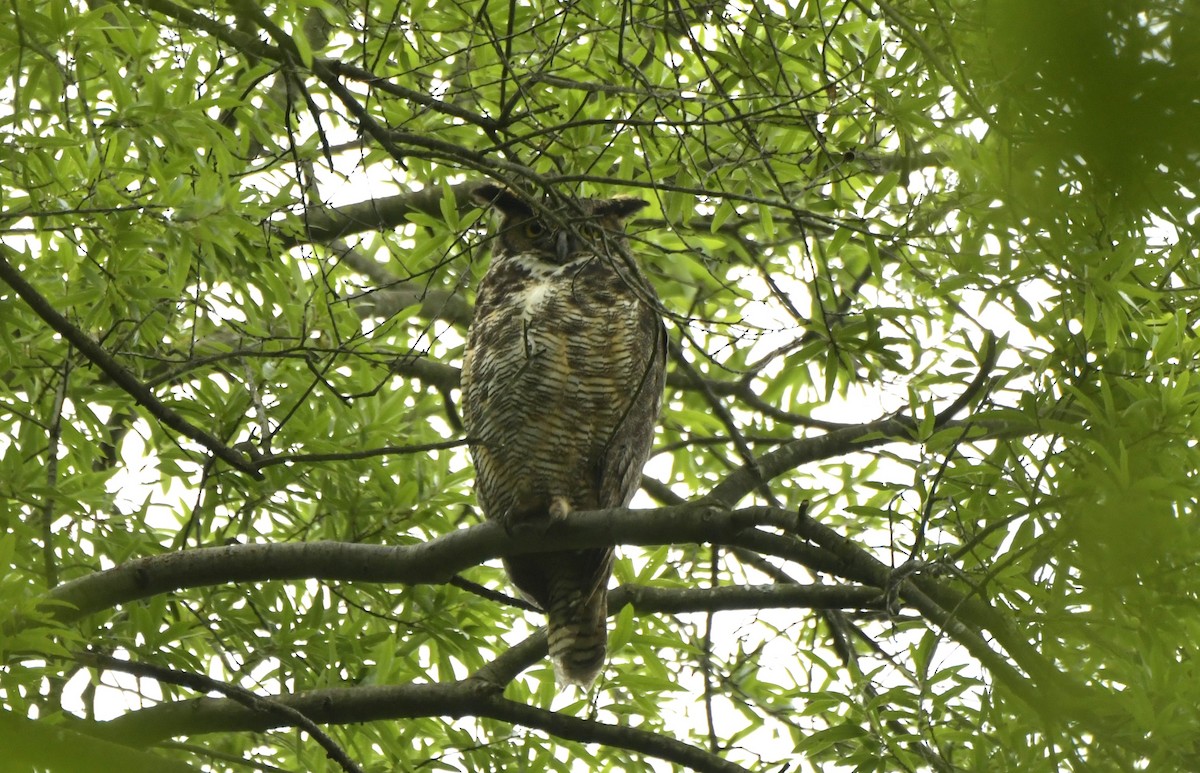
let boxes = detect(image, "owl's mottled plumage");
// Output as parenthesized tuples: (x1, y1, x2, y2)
(462, 183, 666, 687)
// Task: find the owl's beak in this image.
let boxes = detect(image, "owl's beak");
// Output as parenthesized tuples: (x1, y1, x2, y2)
(556, 231, 571, 262)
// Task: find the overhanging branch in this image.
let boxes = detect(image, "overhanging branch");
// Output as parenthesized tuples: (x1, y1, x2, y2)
(469, 582, 890, 687)
(278, 185, 478, 248)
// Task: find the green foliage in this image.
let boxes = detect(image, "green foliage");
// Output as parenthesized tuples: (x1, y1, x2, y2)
(1, 0, 1198, 771)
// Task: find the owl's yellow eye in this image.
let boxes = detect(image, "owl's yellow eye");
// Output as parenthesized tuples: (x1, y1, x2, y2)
(524, 221, 547, 238)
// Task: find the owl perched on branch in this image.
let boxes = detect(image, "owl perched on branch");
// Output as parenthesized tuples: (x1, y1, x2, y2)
(462, 183, 667, 688)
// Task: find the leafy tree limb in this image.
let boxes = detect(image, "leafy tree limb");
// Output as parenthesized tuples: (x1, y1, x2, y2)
(0, 249, 260, 479)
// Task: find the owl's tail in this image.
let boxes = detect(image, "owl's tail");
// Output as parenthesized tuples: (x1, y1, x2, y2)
(545, 576, 609, 689)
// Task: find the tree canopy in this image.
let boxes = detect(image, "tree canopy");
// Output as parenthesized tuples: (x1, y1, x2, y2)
(2, 0, 1199, 770)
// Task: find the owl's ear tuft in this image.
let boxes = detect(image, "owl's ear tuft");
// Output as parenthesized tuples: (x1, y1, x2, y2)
(597, 196, 649, 223)
(472, 184, 534, 218)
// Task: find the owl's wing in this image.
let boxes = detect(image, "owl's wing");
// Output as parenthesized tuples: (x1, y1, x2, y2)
(561, 310, 664, 611)
(598, 308, 668, 510)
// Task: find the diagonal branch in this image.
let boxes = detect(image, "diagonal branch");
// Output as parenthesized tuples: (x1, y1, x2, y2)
(0, 249, 260, 478)
(77, 652, 362, 773)
(707, 337, 1004, 507)
(706, 415, 918, 507)
(790, 510, 1131, 749)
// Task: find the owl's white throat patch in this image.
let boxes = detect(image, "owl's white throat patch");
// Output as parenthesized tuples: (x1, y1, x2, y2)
(510, 252, 586, 320)
(517, 280, 553, 320)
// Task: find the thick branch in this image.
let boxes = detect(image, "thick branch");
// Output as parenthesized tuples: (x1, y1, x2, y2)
(469, 582, 887, 686)
(616, 581, 884, 614)
(279, 185, 479, 248)
(93, 680, 751, 773)
(389, 356, 462, 392)
(33, 498, 1122, 758)
(33, 505, 833, 628)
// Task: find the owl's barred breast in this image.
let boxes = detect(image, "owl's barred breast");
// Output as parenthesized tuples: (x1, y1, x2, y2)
(463, 253, 660, 525)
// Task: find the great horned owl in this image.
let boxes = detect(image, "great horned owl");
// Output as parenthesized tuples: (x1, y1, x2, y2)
(462, 183, 667, 688)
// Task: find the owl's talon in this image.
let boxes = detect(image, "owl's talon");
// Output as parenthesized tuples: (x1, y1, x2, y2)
(549, 496, 572, 520)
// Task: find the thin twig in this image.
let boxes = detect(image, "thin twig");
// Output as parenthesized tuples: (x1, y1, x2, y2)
(251, 439, 468, 469)
(41, 355, 70, 588)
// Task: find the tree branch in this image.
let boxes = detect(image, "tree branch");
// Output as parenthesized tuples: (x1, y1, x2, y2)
(92, 679, 752, 773)
(707, 337, 1005, 507)
(789, 510, 1131, 747)
(278, 184, 479, 248)
(30, 504, 832, 629)
(615, 581, 885, 614)
(0, 249, 260, 478)
(77, 652, 363, 773)
(28, 498, 1127, 760)
(469, 582, 888, 688)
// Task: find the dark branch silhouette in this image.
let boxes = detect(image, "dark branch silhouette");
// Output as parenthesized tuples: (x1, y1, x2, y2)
(0, 249, 260, 479)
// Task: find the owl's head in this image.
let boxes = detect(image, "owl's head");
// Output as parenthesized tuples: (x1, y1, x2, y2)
(473, 183, 648, 265)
